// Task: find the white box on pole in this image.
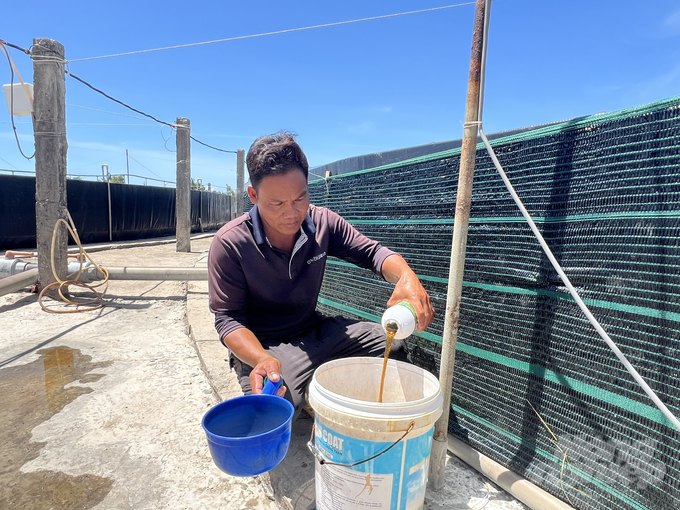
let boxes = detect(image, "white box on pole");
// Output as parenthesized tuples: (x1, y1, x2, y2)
(3, 83, 34, 116)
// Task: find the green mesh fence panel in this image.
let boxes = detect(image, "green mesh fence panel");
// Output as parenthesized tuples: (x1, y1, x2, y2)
(307, 96, 680, 510)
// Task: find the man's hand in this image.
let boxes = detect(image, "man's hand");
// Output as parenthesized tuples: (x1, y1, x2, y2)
(250, 354, 287, 397)
(382, 255, 435, 332)
(223, 328, 287, 397)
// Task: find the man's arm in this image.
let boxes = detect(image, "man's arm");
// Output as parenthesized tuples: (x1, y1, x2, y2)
(208, 233, 285, 396)
(322, 208, 434, 330)
(381, 254, 434, 332)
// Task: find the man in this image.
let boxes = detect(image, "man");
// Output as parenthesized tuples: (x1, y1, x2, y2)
(208, 132, 434, 413)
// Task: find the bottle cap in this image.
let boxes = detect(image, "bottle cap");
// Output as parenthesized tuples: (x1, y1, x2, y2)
(262, 376, 282, 395)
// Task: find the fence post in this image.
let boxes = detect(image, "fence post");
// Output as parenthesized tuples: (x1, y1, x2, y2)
(176, 117, 191, 252)
(236, 148, 245, 216)
(32, 38, 68, 296)
(428, 0, 487, 490)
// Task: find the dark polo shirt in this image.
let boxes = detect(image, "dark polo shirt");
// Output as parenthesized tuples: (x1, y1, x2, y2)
(208, 204, 395, 343)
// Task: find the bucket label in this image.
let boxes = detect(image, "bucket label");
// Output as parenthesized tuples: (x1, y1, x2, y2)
(314, 421, 434, 510)
(317, 463, 393, 509)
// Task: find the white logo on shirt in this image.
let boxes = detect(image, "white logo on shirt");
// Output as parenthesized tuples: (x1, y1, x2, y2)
(307, 252, 327, 265)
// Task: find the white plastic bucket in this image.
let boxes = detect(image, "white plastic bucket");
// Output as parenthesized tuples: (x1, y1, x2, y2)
(308, 357, 443, 510)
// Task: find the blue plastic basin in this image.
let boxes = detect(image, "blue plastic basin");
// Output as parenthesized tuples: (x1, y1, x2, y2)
(202, 394, 294, 477)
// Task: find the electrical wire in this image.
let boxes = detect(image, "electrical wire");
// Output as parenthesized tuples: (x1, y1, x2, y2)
(0, 41, 35, 160)
(127, 153, 165, 180)
(67, 103, 154, 121)
(65, 70, 237, 153)
(65, 70, 176, 128)
(0, 156, 20, 170)
(0, 39, 30, 54)
(68, 122, 158, 126)
(161, 124, 176, 152)
(190, 136, 237, 153)
(67, 3, 476, 63)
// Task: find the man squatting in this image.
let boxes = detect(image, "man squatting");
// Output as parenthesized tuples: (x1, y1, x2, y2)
(208, 132, 434, 414)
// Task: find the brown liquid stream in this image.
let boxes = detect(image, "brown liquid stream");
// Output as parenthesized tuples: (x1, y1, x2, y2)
(378, 328, 397, 403)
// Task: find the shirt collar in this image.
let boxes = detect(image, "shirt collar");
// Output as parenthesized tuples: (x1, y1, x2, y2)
(249, 204, 316, 246)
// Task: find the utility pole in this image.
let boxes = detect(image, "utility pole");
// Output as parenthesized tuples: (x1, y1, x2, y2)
(428, 0, 488, 490)
(32, 38, 68, 296)
(126, 149, 130, 184)
(175, 118, 191, 252)
(236, 149, 245, 216)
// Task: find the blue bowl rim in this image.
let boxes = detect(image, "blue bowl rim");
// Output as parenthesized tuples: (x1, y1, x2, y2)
(202, 394, 294, 444)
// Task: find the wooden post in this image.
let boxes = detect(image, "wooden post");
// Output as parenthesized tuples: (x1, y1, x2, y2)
(32, 38, 68, 296)
(175, 117, 191, 252)
(236, 149, 245, 215)
(428, 0, 487, 490)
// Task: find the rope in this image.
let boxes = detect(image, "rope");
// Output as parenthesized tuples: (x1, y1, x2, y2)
(38, 211, 110, 314)
(68, 3, 476, 63)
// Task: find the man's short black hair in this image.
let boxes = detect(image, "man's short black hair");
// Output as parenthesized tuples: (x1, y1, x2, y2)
(246, 131, 309, 189)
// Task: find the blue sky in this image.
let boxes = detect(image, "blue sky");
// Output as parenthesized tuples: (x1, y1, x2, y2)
(1, 0, 680, 191)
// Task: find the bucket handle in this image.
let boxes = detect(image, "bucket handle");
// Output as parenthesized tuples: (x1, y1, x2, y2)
(306, 421, 415, 468)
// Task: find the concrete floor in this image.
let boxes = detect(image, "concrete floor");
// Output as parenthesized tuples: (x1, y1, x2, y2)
(0, 235, 529, 510)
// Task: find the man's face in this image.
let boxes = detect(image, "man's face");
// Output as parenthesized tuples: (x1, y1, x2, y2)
(248, 168, 310, 242)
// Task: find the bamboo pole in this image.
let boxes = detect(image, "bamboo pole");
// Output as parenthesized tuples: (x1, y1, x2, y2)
(428, 0, 487, 490)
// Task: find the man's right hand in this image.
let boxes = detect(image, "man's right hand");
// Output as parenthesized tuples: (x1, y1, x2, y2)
(222, 328, 287, 397)
(250, 354, 287, 397)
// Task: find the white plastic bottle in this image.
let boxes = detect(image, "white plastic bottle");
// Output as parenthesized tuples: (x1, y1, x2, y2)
(381, 302, 418, 340)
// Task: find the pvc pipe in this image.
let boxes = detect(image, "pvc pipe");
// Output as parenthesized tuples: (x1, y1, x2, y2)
(447, 435, 575, 510)
(1, 262, 206, 284)
(0, 268, 38, 296)
(0, 265, 206, 295)
(0, 258, 30, 279)
(80, 266, 207, 282)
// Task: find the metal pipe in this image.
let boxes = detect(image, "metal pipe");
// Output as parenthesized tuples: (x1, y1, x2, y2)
(429, 0, 487, 490)
(447, 435, 575, 510)
(107, 181, 113, 242)
(0, 268, 38, 296)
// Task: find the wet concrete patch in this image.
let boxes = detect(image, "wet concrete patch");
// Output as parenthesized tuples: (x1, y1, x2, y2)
(0, 346, 114, 509)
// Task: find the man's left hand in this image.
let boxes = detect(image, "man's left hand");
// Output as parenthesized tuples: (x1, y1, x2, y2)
(382, 255, 435, 331)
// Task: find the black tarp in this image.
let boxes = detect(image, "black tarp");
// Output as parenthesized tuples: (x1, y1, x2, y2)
(0, 175, 36, 249)
(67, 179, 110, 244)
(0, 177, 232, 250)
(191, 190, 232, 232)
(111, 183, 176, 241)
